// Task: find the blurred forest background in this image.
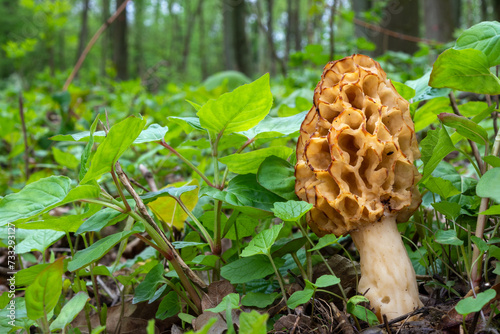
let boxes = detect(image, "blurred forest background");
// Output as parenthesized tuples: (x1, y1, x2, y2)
(2, 0, 499, 89)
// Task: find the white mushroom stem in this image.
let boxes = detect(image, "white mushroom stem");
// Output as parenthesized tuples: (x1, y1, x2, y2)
(350, 215, 422, 321)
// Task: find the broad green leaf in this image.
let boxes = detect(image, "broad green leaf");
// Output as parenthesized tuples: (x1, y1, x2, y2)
(49, 292, 89, 331)
(419, 127, 455, 183)
(172, 241, 207, 249)
(206, 293, 240, 313)
(477, 168, 500, 203)
(26, 257, 64, 320)
(405, 71, 451, 102)
(14, 263, 50, 286)
(147, 180, 199, 230)
(435, 229, 463, 246)
(471, 235, 489, 252)
(287, 288, 314, 309)
(16, 204, 101, 233)
(221, 255, 285, 284)
(480, 204, 500, 215)
(432, 201, 461, 221)
(190, 254, 219, 267)
(271, 237, 307, 258)
(0, 176, 71, 226)
(68, 224, 144, 271)
(200, 212, 258, 241)
(76, 207, 126, 235)
(156, 291, 180, 320)
(241, 292, 280, 308)
(413, 97, 452, 132)
(167, 116, 204, 132)
(484, 155, 500, 168)
(238, 111, 308, 140)
(141, 185, 198, 202)
(392, 81, 415, 101)
(315, 274, 341, 288)
(309, 234, 342, 252)
(219, 147, 293, 174)
(422, 176, 461, 199)
(347, 296, 379, 326)
(272, 200, 313, 222)
(241, 224, 283, 257)
(16, 229, 65, 254)
(239, 310, 268, 334)
(438, 113, 488, 144)
(458, 101, 490, 117)
(52, 147, 79, 169)
(133, 263, 166, 304)
(178, 313, 196, 324)
(50, 131, 106, 142)
(81, 116, 147, 184)
(257, 156, 297, 201)
(429, 48, 500, 95)
(203, 70, 252, 91)
(134, 123, 169, 143)
(197, 74, 273, 135)
(454, 21, 500, 67)
(200, 174, 285, 213)
(456, 289, 496, 315)
(79, 113, 99, 181)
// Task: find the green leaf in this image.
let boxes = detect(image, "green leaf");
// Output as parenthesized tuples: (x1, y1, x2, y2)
(133, 263, 166, 304)
(455, 289, 496, 315)
(206, 293, 240, 313)
(257, 156, 297, 201)
(405, 71, 451, 102)
(429, 48, 500, 95)
(241, 224, 283, 257)
(14, 264, 50, 286)
(80, 115, 100, 198)
(239, 310, 268, 334)
(221, 255, 285, 284)
(272, 200, 313, 222)
(200, 174, 285, 213)
(167, 116, 204, 132)
(458, 101, 491, 117)
(197, 74, 273, 135)
(76, 207, 126, 235)
(471, 235, 489, 252)
(140, 185, 198, 202)
(287, 288, 314, 309)
(347, 296, 379, 326)
(477, 168, 500, 203)
(432, 201, 462, 221)
(0, 176, 71, 226)
(16, 229, 65, 254)
(203, 70, 252, 91)
(172, 241, 207, 249)
(309, 234, 342, 252)
(422, 176, 461, 199)
(315, 274, 341, 288)
(81, 116, 147, 184)
(484, 155, 500, 168)
(435, 229, 463, 246)
(156, 291, 180, 320)
(220, 147, 293, 174)
(49, 292, 89, 331)
(271, 237, 307, 258)
(238, 111, 308, 140)
(438, 113, 488, 145)
(52, 147, 79, 169)
(420, 127, 455, 183)
(68, 224, 144, 271)
(413, 97, 452, 132)
(178, 313, 196, 324)
(480, 204, 500, 215)
(134, 123, 169, 143)
(26, 257, 64, 320)
(190, 255, 219, 267)
(392, 81, 415, 101)
(454, 21, 500, 67)
(50, 130, 106, 142)
(241, 292, 280, 308)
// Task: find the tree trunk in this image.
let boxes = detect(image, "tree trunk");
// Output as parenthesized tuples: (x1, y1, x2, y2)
(222, 0, 252, 76)
(134, 0, 145, 77)
(329, 0, 338, 60)
(493, 0, 500, 21)
(199, 0, 208, 79)
(424, 0, 455, 43)
(371, 0, 420, 56)
(76, 0, 90, 63)
(182, 0, 203, 75)
(266, 0, 276, 75)
(113, 0, 128, 80)
(101, 0, 110, 76)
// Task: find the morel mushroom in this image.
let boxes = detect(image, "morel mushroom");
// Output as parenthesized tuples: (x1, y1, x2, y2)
(295, 54, 422, 321)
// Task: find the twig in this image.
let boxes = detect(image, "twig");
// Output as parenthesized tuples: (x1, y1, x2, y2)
(139, 164, 158, 192)
(383, 314, 393, 334)
(19, 94, 30, 180)
(63, 0, 132, 91)
(330, 302, 354, 334)
(449, 92, 485, 174)
(129, 178, 150, 192)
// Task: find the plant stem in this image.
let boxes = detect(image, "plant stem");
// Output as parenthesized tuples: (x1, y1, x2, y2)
(159, 140, 215, 188)
(291, 252, 308, 280)
(111, 164, 131, 212)
(266, 253, 288, 307)
(175, 197, 214, 249)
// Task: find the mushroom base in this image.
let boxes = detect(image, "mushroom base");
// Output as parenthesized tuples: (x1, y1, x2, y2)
(350, 216, 422, 321)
